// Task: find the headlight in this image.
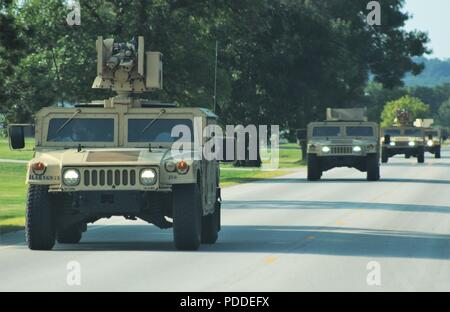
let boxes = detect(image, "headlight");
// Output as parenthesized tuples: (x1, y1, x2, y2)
(389, 142, 396, 146)
(427, 140, 434, 147)
(164, 161, 176, 172)
(353, 146, 362, 153)
(408, 141, 416, 147)
(140, 169, 157, 186)
(63, 169, 80, 186)
(321, 146, 331, 154)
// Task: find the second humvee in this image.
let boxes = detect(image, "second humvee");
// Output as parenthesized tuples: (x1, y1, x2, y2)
(307, 108, 380, 181)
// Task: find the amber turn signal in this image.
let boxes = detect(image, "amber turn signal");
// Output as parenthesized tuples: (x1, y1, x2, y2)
(176, 160, 189, 174)
(177, 160, 188, 170)
(32, 162, 46, 175)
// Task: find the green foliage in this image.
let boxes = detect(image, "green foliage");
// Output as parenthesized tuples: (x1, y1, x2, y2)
(437, 99, 450, 129)
(0, 0, 430, 128)
(381, 95, 430, 127)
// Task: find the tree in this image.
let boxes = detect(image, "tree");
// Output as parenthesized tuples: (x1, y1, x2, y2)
(381, 95, 430, 127)
(437, 99, 450, 129)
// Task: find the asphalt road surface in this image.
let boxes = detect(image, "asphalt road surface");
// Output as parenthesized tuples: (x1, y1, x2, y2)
(1, 150, 449, 292)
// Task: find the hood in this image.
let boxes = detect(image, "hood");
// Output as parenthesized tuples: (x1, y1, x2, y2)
(311, 138, 376, 145)
(34, 148, 175, 167)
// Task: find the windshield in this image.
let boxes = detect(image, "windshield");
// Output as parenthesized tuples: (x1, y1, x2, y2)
(47, 118, 114, 142)
(404, 129, 423, 137)
(128, 119, 193, 143)
(384, 129, 401, 136)
(425, 131, 439, 137)
(312, 126, 341, 137)
(346, 126, 374, 137)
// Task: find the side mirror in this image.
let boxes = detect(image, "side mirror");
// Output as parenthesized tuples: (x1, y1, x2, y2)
(384, 134, 391, 145)
(8, 124, 33, 150)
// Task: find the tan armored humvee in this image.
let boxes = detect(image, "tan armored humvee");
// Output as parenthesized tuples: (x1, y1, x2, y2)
(414, 120, 445, 159)
(306, 108, 380, 181)
(423, 128, 443, 159)
(8, 37, 221, 251)
(381, 127, 425, 163)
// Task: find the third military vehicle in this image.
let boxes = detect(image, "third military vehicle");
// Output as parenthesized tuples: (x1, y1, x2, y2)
(414, 119, 444, 159)
(307, 108, 380, 181)
(381, 109, 425, 163)
(8, 36, 221, 251)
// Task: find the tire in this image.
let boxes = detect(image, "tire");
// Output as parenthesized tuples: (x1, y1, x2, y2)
(435, 146, 441, 159)
(201, 204, 220, 244)
(26, 185, 56, 251)
(381, 148, 389, 163)
(417, 147, 425, 163)
(307, 154, 322, 181)
(57, 223, 83, 244)
(366, 154, 380, 181)
(172, 184, 202, 251)
(405, 155, 411, 159)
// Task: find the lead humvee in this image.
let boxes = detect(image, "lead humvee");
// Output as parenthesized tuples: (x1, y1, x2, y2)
(306, 108, 380, 181)
(8, 37, 221, 251)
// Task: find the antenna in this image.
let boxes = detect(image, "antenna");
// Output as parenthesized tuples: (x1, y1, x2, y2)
(213, 40, 218, 113)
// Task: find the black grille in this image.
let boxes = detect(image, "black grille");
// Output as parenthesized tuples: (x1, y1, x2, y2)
(83, 169, 137, 187)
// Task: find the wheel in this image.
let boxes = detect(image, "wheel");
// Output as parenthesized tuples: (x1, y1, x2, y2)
(57, 223, 83, 244)
(366, 154, 380, 181)
(201, 204, 220, 244)
(381, 148, 389, 163)
(307, 154, 322, 181)
(405, 155, 411, 159)
(435, 146, 441, 159)
(26, 185, 56, 251)
(172, 184, 202, 251)
(417, 147, 425, 163)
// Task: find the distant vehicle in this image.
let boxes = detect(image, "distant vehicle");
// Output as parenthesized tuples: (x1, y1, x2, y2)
(306, 108, 380, 181)
(423, 128, 445, 159)
(8, 37, 221, 251)
(381, 111, 426, 164)
(413, 119, 446, 159)
(381, 127, 425, 163)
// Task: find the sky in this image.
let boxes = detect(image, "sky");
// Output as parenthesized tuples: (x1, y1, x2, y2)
(403, 0, 450, 59)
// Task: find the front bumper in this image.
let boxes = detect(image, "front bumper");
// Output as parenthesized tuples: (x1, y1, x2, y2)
(315, 154, 377, 172)
(383, 145, 423, 156)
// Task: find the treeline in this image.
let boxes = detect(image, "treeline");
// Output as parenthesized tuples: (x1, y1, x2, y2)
(0, 0, 429, 129)
(362, 82, 450, 128)
(404, 57, 450, 87)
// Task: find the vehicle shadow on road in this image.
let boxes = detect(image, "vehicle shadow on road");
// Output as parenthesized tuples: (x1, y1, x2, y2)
(245, 177, 450, 185)
(53, 224, 450, 260)
(222, 200, 450, 214)
(383, 163, 450, 168)
(209, 225, 450, 260)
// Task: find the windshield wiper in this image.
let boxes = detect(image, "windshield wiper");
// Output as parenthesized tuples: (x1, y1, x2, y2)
(141, 109, 166, 134)
(55, 109, 82, 134)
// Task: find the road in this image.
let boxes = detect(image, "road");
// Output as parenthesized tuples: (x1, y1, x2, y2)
(1, 150, 449, 292)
